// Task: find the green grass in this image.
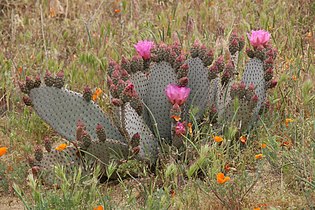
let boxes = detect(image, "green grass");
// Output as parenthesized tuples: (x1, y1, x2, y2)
(0, 0, 314, 209)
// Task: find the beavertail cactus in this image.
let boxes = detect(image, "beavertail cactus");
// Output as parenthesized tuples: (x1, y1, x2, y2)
(20, 29, 277, 184)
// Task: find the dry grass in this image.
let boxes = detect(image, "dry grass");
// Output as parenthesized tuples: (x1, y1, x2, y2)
(0, 0, 314, 209)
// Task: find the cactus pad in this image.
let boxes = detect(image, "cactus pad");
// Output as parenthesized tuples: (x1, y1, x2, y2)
(84, 139, 129, 166)
(122, 103, 159, 162)
(145, 61, 177, 140)
(242, 58, 266, 114)
(33, 146, 81, 185)
(187, 57, 217, 120)
(29, 86, 125, 142)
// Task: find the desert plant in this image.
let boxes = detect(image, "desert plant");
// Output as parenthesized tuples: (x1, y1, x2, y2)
(18, 30, 277, 184)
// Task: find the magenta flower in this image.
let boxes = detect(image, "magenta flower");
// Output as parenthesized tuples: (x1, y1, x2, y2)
(175, 122, 186, 136)
(165, 84, 191, 106)
(134, 40, 154, 60)
(247, 30, 271, 47)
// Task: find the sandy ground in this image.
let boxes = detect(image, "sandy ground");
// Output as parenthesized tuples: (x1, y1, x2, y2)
(0, 195, 24, 210)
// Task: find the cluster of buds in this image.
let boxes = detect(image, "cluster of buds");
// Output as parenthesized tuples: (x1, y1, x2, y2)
(190, 40, 214, 67)
(230, 82, 258, 104)
(43, 70, 64, 88)
(229, 31, 245, 55)
(130, 133, 141, 155)
(208, 104, 218, 123)
(19, 74, 41, 96)
(44, 137, 52, 152)
(221, 60, 235, 87)
(208, 55, 225, 81)
(106, 61, 143, 113)
(96, 123, 106, 142)
(151, 42, 181, 67)
(75, 120, 92, 149)
(34, 146, 43, 161)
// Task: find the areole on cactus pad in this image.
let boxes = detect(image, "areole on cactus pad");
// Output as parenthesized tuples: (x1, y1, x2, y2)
(20, 30, 277, 184)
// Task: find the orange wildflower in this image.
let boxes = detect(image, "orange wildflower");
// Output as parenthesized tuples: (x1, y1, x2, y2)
(18, 67, 23, 74)
(93, 205, 104, 210)
(253, 208, 261, 210)
(255, 154, 263, 160)
(280, 141, 292, 148)
(170, 189, 176, 198)
(261, 143, 267, 149)
(171, 115, 181, 122)
(217, 172, 230, 184)
(187, 122, 193, 135)
(285, 118, 294, 127)
(55, 143, 67, 151)
(114, 9, 121, 14)
(291, 75, 297, 81)
(0, 147, 8, 157)
(213, 136, 223, 143)
(224, 164, 231, 172)
(239, 135, 247, 144)
(92, 88, 102, 102)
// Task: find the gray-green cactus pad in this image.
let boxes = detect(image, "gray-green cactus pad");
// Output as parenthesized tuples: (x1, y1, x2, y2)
(123, 103, 159, 162)
(85, 139, 129, 166)
(145, 61, 177, 140)
(129, 71, 149, 101)
(222, 99, 253, 131)
(187, 58, 216, 120)
(217, 80, 232, 119)
(242, 58, 266, 114)
(34, 146, 81, 185)
(29, 86, 125, 142)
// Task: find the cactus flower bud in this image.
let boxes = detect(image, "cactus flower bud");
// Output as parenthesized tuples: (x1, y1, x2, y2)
(83, 86, 92, 102)
(230, 83, 239, 99)
(178, 77, 189, 87)
(96, 123, 106, 142)
(175, 122, 186, 136)
(112, 98, 123, 106)
(264, 68, 273, 81)
(246, 48, 255, 58)
(202, 49, 214, 66)
(19, 81, 29, 94)
(26, 76, 35, 90)
(23, 96, 33, 106)
(131, 133, 141, 148)
(34, 146, 43, 161)
(44, 137, 52, 152)
(267, 79, 277, 89)
(215, 56, 225, 72)
(34, 75, 41, 88)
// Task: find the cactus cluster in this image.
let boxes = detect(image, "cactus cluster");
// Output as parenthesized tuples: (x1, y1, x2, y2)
(20, 30, 277, 184)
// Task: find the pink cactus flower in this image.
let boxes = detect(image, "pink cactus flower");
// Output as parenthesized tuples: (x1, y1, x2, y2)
(247, 30, 271, 47)
(175, 122, 186, 136)
(165, 84, 191, 106)
(134, 40, 154, 60)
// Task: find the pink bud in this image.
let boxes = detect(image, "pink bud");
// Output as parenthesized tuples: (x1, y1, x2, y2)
(268, 79, 277, 89)
(239, 82, 246, 90)
(56, 70, 64, 78)
(251, 94, 259, 103)
(175, 122, 186, 136)
(248, 83, 255, 91)
(178, 77, 189, 86)
(112, 98, 122, 106)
